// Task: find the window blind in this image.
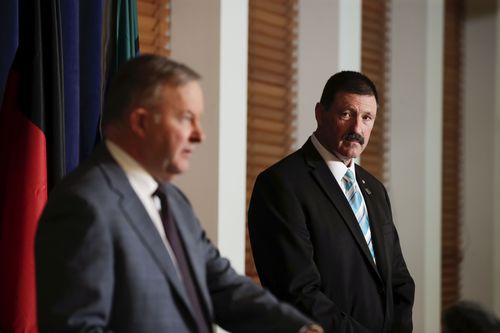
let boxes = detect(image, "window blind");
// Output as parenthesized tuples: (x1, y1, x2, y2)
(137, 0, 170, 56)
(441, 0, 464, 314)
(245, 0, 298, 282)
(360, 0, 389, 183)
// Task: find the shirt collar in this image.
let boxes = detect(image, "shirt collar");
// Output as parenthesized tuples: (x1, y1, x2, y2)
(106, 140, 159, 197)
(310, 134, 356, 184)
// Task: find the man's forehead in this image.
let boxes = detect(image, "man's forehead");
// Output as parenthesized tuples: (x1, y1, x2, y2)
(334, 92, 376, 104)
(334, 91, 376, 100)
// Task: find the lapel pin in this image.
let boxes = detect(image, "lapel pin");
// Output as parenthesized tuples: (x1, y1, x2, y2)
(361, 179, 372, 195)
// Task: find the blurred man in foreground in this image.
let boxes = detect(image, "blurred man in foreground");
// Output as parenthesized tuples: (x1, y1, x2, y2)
(36, 54, 323, 333)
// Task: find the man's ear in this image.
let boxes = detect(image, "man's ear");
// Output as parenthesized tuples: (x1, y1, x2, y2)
(129, 107, 149, 138)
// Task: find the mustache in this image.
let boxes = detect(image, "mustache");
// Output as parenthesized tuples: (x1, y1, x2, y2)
(342, 132, 365, 145)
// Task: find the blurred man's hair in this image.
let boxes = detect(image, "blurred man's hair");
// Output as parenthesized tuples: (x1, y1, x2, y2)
(443, 301, 500, 333)
(103, 54, 201, 127)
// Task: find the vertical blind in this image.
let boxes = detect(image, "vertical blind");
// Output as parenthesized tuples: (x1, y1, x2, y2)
(442, 0, 464, 314)
(137, 0, 170, 56)
(360, 0, 389, 183)
(245, 0, 298, 282)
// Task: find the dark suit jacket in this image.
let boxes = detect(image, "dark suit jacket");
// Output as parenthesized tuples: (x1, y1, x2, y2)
(248, 139, 415, 333)
(35, 145, 313, 333)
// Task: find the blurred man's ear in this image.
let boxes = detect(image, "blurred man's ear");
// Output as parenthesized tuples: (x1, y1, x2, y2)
(129, 107, 149, 139)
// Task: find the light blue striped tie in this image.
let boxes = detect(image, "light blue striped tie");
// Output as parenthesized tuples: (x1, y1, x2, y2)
(344, 169, 375, 262)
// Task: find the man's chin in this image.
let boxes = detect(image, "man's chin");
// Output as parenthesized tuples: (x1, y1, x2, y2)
(167, 163, 190, 176)
(337, 149, 361, 161)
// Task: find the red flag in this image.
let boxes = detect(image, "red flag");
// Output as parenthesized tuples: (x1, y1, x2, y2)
(0, 0, 64, 331)
(0, 71, 46, 333)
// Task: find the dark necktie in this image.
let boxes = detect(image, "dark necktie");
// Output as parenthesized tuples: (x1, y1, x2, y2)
(153, 186, 212, 333)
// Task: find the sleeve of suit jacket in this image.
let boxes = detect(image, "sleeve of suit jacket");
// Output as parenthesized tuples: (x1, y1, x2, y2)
(36, 190, 115, 333)
(382, 188, 415, 332)
(248, 168, 413, 333)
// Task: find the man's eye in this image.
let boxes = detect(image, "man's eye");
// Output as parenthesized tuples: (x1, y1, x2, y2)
(181, 113, 193, 121)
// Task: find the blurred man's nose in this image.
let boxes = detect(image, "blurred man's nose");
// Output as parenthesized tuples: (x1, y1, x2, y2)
(191, 122, 205, 143)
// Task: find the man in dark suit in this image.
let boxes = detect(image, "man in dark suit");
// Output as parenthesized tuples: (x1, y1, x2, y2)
(35, 55, 323, 333)
(248, 71, 415, 333)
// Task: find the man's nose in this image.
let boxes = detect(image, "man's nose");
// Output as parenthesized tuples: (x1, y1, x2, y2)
(351, 116, 363, 134)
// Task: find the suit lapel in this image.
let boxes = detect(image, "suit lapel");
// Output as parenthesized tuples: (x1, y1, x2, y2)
(96, 146, 194, 314)
(165, 184, 213, 317)
(302, 140, 381, 278)
(356, 168, 388, 283)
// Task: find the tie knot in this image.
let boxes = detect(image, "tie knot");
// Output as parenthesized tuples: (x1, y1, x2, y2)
(153, 185, 171, 221)
(153, 185, 168, 206)
(344, 169, 355, 183)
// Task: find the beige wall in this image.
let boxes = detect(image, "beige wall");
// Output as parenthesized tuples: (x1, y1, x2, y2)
(462, 0, 500, 316)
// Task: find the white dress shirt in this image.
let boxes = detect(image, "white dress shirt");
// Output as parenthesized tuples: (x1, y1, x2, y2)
(310, 134, 367, 204)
